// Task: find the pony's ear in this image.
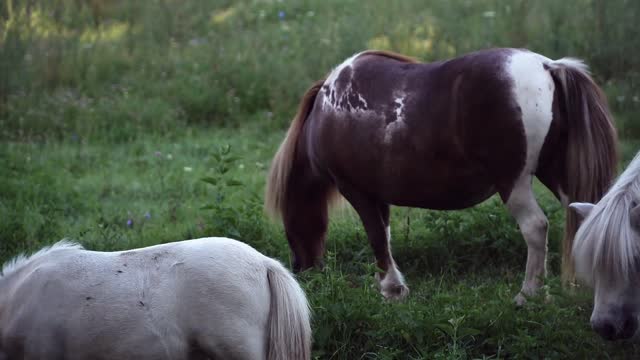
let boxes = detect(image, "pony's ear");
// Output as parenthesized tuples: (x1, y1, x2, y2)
(569, 202, 595, 221)
(630, 203, 640, 232)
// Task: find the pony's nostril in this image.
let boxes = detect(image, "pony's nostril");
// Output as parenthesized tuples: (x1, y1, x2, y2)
(593, 321, 617, 341)
(619, 317, 638, 340)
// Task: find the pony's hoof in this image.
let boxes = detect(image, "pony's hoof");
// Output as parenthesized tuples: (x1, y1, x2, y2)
(514, 289, 551, 306)
(375, 269, 409, 301)
(514, 292, 527, 306)
(381, 284, 410, 301)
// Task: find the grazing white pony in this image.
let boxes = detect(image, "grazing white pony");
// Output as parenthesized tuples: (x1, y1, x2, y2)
(571, 151, 640, 341)
(0, 237, 311, 359)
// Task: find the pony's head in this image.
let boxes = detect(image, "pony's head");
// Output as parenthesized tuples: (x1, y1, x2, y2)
(571, 194, 640, 341)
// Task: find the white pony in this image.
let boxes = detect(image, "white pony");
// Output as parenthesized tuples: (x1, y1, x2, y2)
(571, 151, 640, 341)
(0, 237, 311, 359)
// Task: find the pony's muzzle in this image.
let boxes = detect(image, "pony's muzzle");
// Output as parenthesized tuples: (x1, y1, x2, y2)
(592, 315, 638, 341)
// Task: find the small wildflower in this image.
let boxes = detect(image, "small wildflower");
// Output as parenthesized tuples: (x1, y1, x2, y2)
(126, 219, 133, 227)
(238, 164, 245, 170)
(154, 151, 162, 157)
(278, 10, 286, 20)
(166, 153, 173, 160)
(184, 166, 193, 172)
(633, 96, 639, 103)
(189, 37, 206, 47)
(144, 212, 151, 220)
(483, 10, 496, 18)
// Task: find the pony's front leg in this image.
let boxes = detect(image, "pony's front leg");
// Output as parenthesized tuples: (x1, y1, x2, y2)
(339, 183, 409, 300)
(505, 175, 549, 305)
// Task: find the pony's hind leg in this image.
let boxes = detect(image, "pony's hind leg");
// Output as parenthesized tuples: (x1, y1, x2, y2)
(339, 183, 408, 300)
(196, 325, 266, 360)
(504, 175, 549, 305)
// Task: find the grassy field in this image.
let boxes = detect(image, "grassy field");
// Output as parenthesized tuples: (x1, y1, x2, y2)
(2, 0, 640, 358)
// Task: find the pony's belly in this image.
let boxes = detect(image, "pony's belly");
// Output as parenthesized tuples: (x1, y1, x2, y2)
(391, 186, 496, 210)
(371, 165, 497, 210)
(326, 145, 499, 210)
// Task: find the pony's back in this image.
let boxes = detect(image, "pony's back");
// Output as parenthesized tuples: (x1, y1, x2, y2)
(0, 238, 312, 360)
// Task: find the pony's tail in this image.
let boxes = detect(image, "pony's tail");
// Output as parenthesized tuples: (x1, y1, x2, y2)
(265, 79, 326, 219)
(266, 260, 312, 360)
(546, 58, 618, 283)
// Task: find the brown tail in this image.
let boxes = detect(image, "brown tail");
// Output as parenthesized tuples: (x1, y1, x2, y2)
(265, 79, 327, 219)
(547, 58, 618, 283)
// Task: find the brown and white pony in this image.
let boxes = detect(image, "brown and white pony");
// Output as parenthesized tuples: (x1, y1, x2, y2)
(265, 48, 618, 304)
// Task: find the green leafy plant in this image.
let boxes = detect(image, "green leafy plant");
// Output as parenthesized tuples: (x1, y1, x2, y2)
(200, 144, 244, 239)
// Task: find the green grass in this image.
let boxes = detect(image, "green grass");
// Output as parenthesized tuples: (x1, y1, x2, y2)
(2, 0, 640, 358)
(2, 126, 640, 358)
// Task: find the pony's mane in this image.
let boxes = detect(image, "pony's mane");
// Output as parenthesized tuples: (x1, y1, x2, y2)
(1, 240, 83, 278)
(359, 50, 420, 64)
(573, 152, 640, 285)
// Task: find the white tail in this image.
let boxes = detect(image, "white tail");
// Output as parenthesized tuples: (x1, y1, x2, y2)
(266, 260, 312, 360)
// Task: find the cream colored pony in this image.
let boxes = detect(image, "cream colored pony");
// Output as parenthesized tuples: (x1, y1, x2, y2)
(571, 151, 640, 341)
(0, 237, 311, 359)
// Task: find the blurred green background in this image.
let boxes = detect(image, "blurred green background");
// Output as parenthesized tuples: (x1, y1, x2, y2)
(2, 1, 640, 358)
(2, 0, 640, 141)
